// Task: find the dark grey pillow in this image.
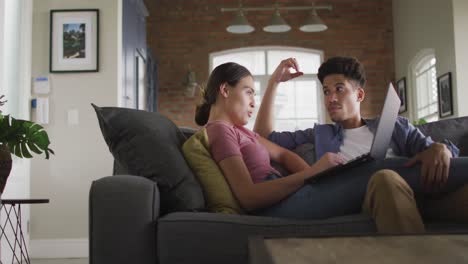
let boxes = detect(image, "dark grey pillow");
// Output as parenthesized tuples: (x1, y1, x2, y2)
(459, 135, 468, 156)
(294, 143, 316, 165)
(270, 143, 316, 176)
(416, 116, 468, 156)
(416, 116, 466, 143)
(92, 104, 205, 214)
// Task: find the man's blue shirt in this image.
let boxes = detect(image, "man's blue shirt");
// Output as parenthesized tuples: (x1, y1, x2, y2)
(268, 116, 459, 161)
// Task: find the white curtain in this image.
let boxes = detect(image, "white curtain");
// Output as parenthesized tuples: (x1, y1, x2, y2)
(0, 0, 33, 262)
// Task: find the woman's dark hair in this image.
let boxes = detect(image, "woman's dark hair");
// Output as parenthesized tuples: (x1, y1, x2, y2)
(317, 56, 366, 87)
(195, 62, 252, 126)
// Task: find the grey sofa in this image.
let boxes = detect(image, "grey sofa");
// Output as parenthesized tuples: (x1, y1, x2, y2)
(89, 107, 468, 264)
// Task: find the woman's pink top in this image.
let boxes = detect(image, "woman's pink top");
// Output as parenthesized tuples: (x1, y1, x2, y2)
(205, 120, 280, 183)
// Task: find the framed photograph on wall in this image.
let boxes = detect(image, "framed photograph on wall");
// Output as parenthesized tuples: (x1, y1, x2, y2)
(396, 77, 407, 113)
(437, 72, 453, 118)
(50, 9, 99, 73)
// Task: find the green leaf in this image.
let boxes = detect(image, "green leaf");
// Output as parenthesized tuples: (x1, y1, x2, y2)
(31, 131, 50, 149)
(13, 144, 23, 158)
(20, 142, 33, 158)
(0, 114, 54, 159)
(23, 121, 40, 138)
(27, 141, 42, 155)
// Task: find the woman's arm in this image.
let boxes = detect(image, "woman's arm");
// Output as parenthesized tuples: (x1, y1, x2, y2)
(253, 79, 279, 138)
(219, 142, 345, 211)
(218, 156, 310, 211)
(259, 135, 345, 179)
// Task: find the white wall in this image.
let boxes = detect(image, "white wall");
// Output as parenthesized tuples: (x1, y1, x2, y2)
(453, 0, 468, 117)
(30, 0, 119, 257)
(393, 0, 462, 120)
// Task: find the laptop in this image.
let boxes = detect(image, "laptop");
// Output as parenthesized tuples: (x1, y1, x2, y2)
(305, 83, 401, 184)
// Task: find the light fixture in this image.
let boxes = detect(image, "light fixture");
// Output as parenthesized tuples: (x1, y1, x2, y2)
(221, 3, 332, 34)
(226, 9, 255, 34)
(263, 9, 291, 33)
(300, 8, 327, 32)
(184, 65, 200, 97)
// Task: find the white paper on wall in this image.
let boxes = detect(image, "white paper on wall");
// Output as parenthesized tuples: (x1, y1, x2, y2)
(33, 76, 50, 94)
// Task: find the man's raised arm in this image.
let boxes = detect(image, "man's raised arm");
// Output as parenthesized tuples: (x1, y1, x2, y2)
(253, 58, 303, 138)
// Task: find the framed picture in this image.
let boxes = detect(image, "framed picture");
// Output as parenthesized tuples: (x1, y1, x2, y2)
(50, 9, 99, 73)
(437, 72, 453, 118)
(396, 77, 407, 113)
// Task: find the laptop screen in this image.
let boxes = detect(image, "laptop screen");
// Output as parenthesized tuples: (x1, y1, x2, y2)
(369, 83, 401, 160)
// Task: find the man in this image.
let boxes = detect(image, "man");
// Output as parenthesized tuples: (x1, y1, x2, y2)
(254, 56, 468, 233)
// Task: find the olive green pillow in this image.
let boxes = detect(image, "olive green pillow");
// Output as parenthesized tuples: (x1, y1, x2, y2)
(182, 128, 244, 214)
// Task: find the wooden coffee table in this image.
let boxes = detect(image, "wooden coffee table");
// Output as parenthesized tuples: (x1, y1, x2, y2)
(249, 234, 468, 264)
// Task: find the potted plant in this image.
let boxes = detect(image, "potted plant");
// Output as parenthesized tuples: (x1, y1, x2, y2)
(0, 95, 54, 196)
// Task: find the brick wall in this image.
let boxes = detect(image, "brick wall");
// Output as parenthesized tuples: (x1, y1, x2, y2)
(146, 0, 394, 128)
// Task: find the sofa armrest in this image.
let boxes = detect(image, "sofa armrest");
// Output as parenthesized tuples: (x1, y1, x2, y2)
(89, 175, 160, 264)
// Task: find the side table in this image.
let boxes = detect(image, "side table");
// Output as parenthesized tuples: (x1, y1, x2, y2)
(0, 199, 49, 264)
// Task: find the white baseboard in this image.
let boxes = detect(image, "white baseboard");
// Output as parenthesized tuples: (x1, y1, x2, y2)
(30, 239, 88, 258)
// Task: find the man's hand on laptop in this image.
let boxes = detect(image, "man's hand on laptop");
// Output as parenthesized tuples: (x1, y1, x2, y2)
(405, 143, 452, 192)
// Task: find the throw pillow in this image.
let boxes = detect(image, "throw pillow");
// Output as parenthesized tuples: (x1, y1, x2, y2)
(269, 143, 316, 177)
(182, 128, 244, 214)
(92, 104, 205, 214)
(460, 135, 468, 156)
(294, 143, 316, 165)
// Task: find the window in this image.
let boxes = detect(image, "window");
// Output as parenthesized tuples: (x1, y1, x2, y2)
(210, 47, 324, 131)
(413, 53, 438, 122)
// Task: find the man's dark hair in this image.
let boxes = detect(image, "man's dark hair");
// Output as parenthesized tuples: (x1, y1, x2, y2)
(318, 56, 366, 87)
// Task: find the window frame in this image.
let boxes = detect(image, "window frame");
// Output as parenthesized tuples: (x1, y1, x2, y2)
(209, 46, 325, 131)
(409, 49, 438, 122)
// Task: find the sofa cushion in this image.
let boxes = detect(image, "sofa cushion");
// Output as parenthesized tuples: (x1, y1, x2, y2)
(182, 128, 243, 214)
(416, 116, 468, 156)
(459, 135, 468, 156)
(92, 104, 205, 214)
(157, 212, 376, 264)
(157, 212, 468, 264)
(294, 143, 316, 165)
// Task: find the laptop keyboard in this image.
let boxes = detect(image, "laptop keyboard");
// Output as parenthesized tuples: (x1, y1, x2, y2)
(344, 152, 371, 165)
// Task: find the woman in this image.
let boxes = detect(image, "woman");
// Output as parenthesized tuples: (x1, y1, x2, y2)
(194, 62, 346, 219)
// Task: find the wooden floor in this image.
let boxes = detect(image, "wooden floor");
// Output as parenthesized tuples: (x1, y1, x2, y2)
(30, 259, 87, 264)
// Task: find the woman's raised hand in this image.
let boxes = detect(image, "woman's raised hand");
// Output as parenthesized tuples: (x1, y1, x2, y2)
(271, 58, 304, 83)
